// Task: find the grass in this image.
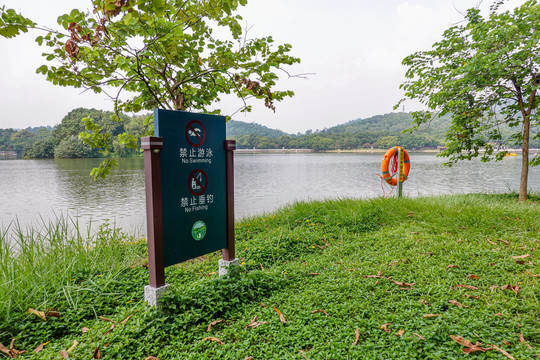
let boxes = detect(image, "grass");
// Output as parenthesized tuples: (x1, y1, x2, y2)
(0, 193, 539, 359)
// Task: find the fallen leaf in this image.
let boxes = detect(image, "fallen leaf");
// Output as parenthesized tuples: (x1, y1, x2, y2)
(450, 335, 492, 353)
(449, 300, 469, 308)
(99, 316, 115, 323)
(311, 309, 329, 316)
(67, 340, 79, 353)
(391, 280, 415, 287)
(502, 340, 511, 346)
(207, 319, 225, 332)
(60, 349, 69, 359)
(498, 238, 509, 245)
(202, 337, 224, 345)
(446, 264, 458, 270)
(45, 308, 60, 318)
(423, 314, 442, 318)
(407, 212, 414, 217)
(380, 323, 391, 333)
(525, 271, 540, 277)
(244, 357, 253, 360)
(299, 349, 309, 360)
(352, 329, 360, 346)
(307, 272, 319, 276)
(246, 316, 268, 329)
(413, 333, 426, 340)
(145, 357, 160, 360)
(515, 260, 525, 264)
(119, 314, 133, 326)
(501, 285, 520, 294)
(487, 238, 497, 245)
(273, 306, 287, 324)
(363, 274, 384, 278)
(512, 254, 530, 259)
(34, 341, 49, 353)
(27, 308, 47, 321)
(494, 313, 504, 317)
(395, 329, 405, 337)
(490, 344, 516, 359)
(420, 299, 430, 306)
(519, 333, 533, 349)
(0, 342, 11, 357)
(3, 339, 26, 357)
(93, 347, 101, 359)
(102, 323, 115, 337)
(489, 285, 499, 292)
(363, 270, 384, 278)
(451, 284, 478, 290)
(466, 274, 480, 280)
(260, 263, 265, 271)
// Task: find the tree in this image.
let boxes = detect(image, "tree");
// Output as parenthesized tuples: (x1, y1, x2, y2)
(1, 0, 300, 178)
(396, 0, 540, 201)
(24, 138, 55, 159)
(397, 0, 540, 202)
(54, 135, 99, 158)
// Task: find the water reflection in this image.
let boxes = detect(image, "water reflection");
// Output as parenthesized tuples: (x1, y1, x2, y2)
(0, 153, 538, 233)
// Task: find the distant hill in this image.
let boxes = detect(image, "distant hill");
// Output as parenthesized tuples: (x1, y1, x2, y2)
(226, 120, 289, 139)
(326, 112, 451, 137)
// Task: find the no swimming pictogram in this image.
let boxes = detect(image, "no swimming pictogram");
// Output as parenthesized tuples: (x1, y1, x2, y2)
(185, 120, 206, 147)
(188, 169, 208, 196)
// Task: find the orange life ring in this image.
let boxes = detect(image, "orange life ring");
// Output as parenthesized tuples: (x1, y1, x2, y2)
(381, 146, 410, 186)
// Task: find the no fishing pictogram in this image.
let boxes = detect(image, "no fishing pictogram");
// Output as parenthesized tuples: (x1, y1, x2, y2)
(188, 169, 208, 196)
(185, 120, 206, 147)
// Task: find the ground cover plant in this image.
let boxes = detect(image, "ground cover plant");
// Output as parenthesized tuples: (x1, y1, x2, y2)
(1, 194, 539, 359)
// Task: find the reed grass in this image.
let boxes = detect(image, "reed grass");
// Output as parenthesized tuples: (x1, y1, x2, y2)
(0, 217, 144, 324)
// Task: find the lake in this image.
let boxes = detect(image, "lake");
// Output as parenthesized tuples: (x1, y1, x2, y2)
(0, 153, 538, 234)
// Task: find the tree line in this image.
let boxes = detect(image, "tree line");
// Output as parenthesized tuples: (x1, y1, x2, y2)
(232, 131, 442, 151)
(1, 108, 149, 159)
(5, 108, 537, 158)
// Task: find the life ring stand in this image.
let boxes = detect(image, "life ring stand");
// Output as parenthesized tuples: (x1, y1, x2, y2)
(381, 146, 410, 186)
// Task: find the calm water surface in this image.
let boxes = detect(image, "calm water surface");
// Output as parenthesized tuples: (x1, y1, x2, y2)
(0, 153, 538, 234)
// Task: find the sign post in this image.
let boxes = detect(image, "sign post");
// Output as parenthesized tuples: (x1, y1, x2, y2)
(141, 136, 169, 306)
(143, 109, 236, 307)
(219, 140, 238, 276)
(397, 147, 404, 198)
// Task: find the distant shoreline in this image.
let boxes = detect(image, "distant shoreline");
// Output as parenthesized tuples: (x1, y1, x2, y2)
(234, 148, 440, 154)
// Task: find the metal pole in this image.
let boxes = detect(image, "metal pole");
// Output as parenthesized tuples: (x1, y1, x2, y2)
(223, 140, 236, 261)
(397, 147, 403, 198)
(142, 136, 165, 288)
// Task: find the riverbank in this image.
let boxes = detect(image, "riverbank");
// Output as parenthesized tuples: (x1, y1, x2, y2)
(1, 194, 539, 359)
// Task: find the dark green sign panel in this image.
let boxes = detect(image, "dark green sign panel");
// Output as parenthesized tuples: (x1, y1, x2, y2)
(154, 109, 226, 266)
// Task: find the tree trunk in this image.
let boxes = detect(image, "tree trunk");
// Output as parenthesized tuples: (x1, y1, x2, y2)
(519, 115, 530, 202)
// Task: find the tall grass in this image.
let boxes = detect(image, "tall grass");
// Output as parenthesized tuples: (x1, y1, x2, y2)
(0, 217, 144, 323)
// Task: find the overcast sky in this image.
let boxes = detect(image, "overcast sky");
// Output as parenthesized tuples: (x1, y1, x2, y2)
(0, 0, 527, 133)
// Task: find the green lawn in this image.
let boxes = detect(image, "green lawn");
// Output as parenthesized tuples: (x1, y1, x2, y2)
(1, 194, 539, 359)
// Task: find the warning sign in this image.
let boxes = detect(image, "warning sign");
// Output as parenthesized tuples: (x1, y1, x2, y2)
(188, 169, 208, 196)
(185, 120, 206, 147)
(154, 109, 226, 266)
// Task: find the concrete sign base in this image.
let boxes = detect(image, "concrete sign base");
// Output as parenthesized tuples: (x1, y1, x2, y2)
(218, 258, 239, 277)
(144, 284, 171, 307)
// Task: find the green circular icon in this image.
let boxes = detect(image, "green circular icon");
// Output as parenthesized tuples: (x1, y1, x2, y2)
(191, 221, 207, 241)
